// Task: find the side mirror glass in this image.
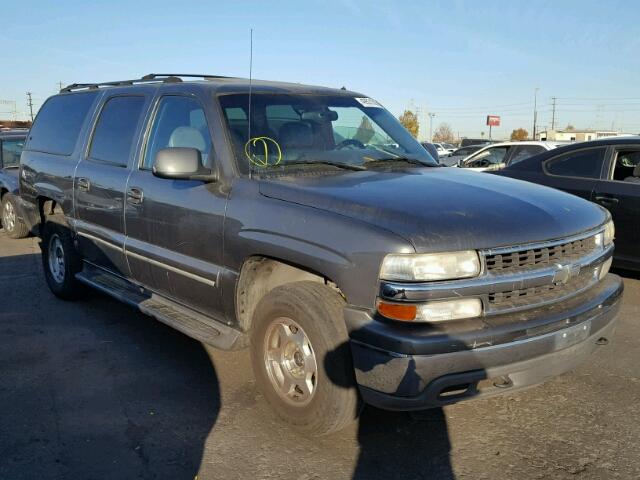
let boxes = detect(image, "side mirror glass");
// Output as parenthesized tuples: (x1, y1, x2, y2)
(152, 147, 217, 182)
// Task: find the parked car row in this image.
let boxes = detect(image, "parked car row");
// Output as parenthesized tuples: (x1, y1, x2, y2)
(0, 129, 29, 238)
(3, 74, 627, 437)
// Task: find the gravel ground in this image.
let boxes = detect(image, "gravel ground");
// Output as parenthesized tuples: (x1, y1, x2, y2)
(1, 232, 639, 480)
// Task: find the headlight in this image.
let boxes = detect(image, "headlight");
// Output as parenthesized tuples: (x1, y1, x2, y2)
(380, 251, 481, 282)
(378, 298, 482, 322)
(595, 220, 615, 248)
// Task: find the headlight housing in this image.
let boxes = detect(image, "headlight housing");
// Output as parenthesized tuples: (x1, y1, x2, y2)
(380, 251, 481, 282)
(377, 298, 483, 322)
(595, 220, 615, 248)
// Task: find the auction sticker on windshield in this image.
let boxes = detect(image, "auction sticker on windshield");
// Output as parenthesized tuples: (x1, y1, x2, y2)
(355, 97, 382, 108)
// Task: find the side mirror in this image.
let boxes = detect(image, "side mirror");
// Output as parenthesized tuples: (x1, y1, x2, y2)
(152, 147, 217, 182)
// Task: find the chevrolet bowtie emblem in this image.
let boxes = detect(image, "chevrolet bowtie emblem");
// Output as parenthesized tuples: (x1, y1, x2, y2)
(553, 263, 581, 285)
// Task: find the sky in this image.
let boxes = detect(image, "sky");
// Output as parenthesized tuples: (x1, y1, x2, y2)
(2, 0, 640, 140)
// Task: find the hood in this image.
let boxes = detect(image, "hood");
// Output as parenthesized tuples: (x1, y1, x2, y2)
(258, 168, 608, 252)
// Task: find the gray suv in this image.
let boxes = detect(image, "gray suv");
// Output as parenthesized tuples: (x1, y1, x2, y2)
(19, 74, 622, 435)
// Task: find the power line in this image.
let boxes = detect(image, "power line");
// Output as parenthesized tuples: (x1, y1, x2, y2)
(551, 97, 557, 130)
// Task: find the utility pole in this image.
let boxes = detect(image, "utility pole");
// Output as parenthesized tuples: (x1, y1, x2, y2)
(551, 97, 557, 131)
(26, 92, 34, 122)
(532, 87, 539, 140)
(57, 81, 64, 91)
(428, 112, 436, 142)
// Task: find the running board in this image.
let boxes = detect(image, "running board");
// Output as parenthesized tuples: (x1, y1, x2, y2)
(76, 264, 246, 350)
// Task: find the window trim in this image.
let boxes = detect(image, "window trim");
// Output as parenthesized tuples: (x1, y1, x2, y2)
(542, 146, 608, 180)
(604, 145, 640, 184)
(139, 93, 211, 171)
(85, 93, 147, 168)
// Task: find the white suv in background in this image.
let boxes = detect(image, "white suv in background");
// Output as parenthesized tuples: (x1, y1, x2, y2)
(458, 141, 563, 172)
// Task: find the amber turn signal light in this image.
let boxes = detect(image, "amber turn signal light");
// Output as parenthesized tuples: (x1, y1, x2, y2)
(377, 301, 417, 321)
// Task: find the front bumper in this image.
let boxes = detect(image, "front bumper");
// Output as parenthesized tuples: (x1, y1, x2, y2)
(346, 274, 623, 411)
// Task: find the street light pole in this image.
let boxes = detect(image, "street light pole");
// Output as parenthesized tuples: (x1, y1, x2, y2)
(532, 87, 539, 140)
(428, 112, 435, 142)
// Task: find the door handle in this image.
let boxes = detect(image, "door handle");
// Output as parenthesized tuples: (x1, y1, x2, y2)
(126, 187, 144, 205)
(77, 177, 90, 192)
(594, 195, 619, 207)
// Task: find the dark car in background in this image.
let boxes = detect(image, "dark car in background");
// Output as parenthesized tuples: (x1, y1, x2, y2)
(496, 137, 640, 271)
(0, 129, 29, 238)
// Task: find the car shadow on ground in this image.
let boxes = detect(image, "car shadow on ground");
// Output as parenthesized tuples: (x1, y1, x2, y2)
(0, 252, 219, 479)
(325, 334, 487, 480)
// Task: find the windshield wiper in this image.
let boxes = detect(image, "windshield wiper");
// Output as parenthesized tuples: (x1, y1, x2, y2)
(279, 160, 366, 171)
(364, 157, 434, 168)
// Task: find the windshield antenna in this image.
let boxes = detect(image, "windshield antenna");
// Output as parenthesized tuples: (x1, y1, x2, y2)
(248, 28, 254, 178)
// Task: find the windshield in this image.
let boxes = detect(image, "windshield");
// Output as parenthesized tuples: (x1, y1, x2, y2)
(218, 94, 437, 173)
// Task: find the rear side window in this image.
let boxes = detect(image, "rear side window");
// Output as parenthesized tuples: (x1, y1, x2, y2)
(545, 147, 606, 179)
(89, 96, 146, 166)
(27, 92, 97, 155)
(1, 138, 26, 167)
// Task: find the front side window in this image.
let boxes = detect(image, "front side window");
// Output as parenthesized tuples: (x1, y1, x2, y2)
(464, 146, 509, 168)
(611, 149, 640, 182)
(219, 94, 437, 173)
(89, 96, 146, 166)
(27, 92, 98, 156)
(1, 138, 26, 167)
(545, 147, 606, 179)
(143, 96, 212, 170)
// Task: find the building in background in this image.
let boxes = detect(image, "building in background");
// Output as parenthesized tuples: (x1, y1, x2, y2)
(535, 128, 635, 142)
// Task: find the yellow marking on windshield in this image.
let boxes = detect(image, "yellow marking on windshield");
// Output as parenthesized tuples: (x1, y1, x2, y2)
(244, 136, 282, 167)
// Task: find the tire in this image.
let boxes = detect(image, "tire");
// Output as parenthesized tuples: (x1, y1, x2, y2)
(1, 193, 29, 239)
(250, 281, 361, 435)
(41, 221, 85, 300)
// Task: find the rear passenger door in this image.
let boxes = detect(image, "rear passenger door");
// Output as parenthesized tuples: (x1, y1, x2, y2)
(593, 145, 640, 268)
(124, 93, 227, 318)
(74, 94, 148, 276)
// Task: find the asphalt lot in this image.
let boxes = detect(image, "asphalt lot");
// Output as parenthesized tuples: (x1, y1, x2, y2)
(1, 231, 639, 480)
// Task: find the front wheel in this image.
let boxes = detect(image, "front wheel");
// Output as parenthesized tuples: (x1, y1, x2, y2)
(41, 221, 85, 300)
(250, 281, 361, 436)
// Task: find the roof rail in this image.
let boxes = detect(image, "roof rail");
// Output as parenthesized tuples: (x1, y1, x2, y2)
(60, 73, 232, 93)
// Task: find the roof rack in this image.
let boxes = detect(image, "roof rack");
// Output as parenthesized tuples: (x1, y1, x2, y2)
(60, 73, 232, 93)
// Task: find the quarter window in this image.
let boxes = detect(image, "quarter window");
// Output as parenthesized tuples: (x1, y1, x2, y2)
(89, 96, 146, 166)
(143, 96, 212, 170)
(545, 148, 606, 178)
(26, 92, 97, 156)
(509, 145, 545, 165)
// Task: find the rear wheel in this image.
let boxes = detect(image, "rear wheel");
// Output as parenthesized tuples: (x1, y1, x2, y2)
(41, 221, 84, 300)
(1, 194, 29, 239)
(250, 281, 361, 435)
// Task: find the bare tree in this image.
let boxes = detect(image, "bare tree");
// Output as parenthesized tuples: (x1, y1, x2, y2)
(432, 123, 455, 143)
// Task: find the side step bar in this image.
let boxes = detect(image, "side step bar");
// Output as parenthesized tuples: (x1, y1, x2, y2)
(76, 264, 247, 350)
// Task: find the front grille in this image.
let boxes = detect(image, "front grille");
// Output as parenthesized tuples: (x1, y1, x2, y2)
(487, 268, 594, 312)
(485, 236, 597, 274)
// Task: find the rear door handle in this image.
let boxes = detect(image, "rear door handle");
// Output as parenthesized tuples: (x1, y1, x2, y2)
(594, 195, 619, 207)
(126, 187, 144, 205)
(77, 177, 90, 191)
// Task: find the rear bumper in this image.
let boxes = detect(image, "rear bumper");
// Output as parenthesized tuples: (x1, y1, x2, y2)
(347, 274, 623, 411)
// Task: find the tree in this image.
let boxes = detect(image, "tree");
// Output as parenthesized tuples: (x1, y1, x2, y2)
(432, 123, 455, 143)
(354, 116, 375, 144)
(399, 110, 419, 138)
(565, 124, 575, 131)
(510, 128, 529, 141)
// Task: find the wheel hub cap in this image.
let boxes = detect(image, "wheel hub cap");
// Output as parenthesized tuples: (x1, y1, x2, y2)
(2, 201, 15, 232)
(263, 318, 318, 406)
(48, 234, 66, 284)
